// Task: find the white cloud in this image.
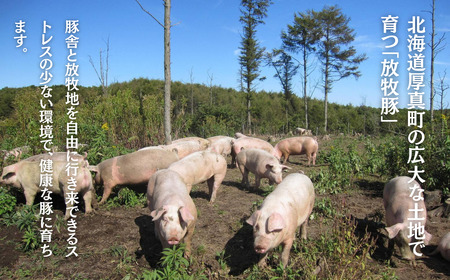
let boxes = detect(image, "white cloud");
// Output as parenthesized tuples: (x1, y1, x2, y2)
(354, 35, 384, 51)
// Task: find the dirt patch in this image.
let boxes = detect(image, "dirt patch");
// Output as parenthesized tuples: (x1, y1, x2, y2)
(1, 151, 449, 279)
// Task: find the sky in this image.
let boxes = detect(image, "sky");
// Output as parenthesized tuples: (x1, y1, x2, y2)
(0, 0, 449, 109)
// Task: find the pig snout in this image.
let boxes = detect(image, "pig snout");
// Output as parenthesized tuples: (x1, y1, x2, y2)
(253, 236, 272, 254)
(254, 245, 267, 254)
(268, 172, 283, 185)
(168, 237, 180, 245)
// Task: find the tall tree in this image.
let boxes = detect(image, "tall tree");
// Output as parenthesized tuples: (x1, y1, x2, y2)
(239, 0, 272, 134)
(314, 5, 366, 132)
(427, 0, 446, 131)
(135, 0, 172, 144)
(282, 11, 321, 129)
(266, 49, 298, 132)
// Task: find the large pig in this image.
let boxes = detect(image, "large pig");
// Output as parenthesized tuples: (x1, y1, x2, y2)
(273, 136, 318, 165)
(430, 232, 450, 262)
(158, 139, 209, 159)
(383, 176, 432, 265)
(25, 152, 88, 164)
(168, 150, 227, 203)
(147, 169, 197, 257)
(246, 173, 315, 267)
(1, 160, 95, 219)
(207, 136, 234, 157)
(231, 136, 274, 167)
(172, 137, 210, 149)
(89, 148, 178, 204)
(236, 149, 290, 189)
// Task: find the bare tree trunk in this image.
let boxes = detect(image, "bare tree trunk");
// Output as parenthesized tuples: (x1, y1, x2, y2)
(430, 0, 435, 131)
(303, 47, 308, 129)
(164, 0, 172, 144)
(324, 57, 329, 133)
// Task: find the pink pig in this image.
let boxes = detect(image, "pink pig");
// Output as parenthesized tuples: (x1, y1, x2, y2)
(89, 147, 178, 204)
(231, 136, 274, 166)
(1, 159, 95, 220)
(147, 169, 197, 257)
(168, 150, 227, 203)
(207, 136, 234, 157)
(383, 176, 432, 265)
(273, 136, 318, 165)
(246, 173, 315, 267)
(158, 139, 209, 159)
(236, 149, 290, 189)
(430, 232, 450, 262)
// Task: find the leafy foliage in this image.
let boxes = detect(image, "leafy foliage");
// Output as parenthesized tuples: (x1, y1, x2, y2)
(0, 187, 16, 216)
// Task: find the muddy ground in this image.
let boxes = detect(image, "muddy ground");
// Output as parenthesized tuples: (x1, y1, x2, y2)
(0, 139, 449, 279)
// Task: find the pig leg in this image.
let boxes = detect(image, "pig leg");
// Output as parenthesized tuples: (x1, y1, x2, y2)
(281, 237, 294, 268)
(307, 153, 312, 166)
(23, 189, 37, 206)
(99, 182, 114, 204)
(254, 174, 261, 189)
(208, 172, 225, 203)
(312, 152, 317, 166)
(282, 152, 289, 165)
(240, 167, 250, 188)
(186, 184, 193, 193)
(82, 190, 93, 214)
(299, 220, 308, 240)
(183, 222, 196, 258)
(90, 190, 99, 210)
(395, 232, 416, 263)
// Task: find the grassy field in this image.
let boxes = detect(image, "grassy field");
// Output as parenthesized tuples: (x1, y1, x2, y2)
(0, 135, 449, 279)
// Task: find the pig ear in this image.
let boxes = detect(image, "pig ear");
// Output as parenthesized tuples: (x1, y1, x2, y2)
(265, 163, 274, 170)
(281, 165, 291, 171)
(2, 171, 16, 181)
(178, 206, 195, 223)
(150, 206, 167, 221)
(267, 212, 285, 232)
(385, 223, 404, 239)
(1, 165, 17, 180)
(424, 231, 432, 245)
(246, 210, 260, 226)
(88, 165, 99, 173)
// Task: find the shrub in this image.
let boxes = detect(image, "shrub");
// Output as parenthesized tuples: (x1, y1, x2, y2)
(0, 188, 16, 216)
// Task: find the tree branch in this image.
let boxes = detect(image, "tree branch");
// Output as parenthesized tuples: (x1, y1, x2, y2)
(134, 0, 164, 28)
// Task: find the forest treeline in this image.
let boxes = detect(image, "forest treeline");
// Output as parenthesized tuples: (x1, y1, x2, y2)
(0, 78, 446, 151)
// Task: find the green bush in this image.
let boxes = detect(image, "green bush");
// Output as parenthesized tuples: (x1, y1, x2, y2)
(0, 188, 16, 216)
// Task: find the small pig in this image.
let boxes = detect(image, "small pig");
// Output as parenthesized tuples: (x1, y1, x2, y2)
(383, 176, 432, 265)
(231, 136, 274, 167)
(273, 136, 318, 165)
(168, 151, 227, 203)
(159, 139, 209, 159)
(236, 149, 290, 189)
(147, 169, 197, 257)
(89, 148, 178, 204)
(430, 232, 450, 262)
(247, 173, 315, 267)
(1, 160, 95, 220)
(295, 127, 306, 135)
(207, 136, 234, 157)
